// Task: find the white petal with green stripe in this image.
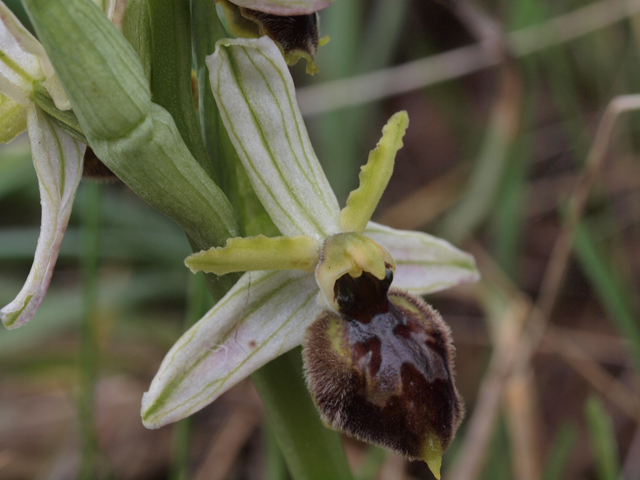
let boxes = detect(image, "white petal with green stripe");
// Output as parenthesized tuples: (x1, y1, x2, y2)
(1, 104, 85, 329)
(141, 270, 321, 428)
(364, 221, 480, 295)
(207, 36, 340, 238)
(228, 0, 334, 15)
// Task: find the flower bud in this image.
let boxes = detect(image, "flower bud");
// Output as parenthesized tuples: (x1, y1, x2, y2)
(304, 270, 463, 478)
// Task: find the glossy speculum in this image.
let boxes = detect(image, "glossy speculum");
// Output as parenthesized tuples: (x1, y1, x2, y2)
(304, 269, 463, 462)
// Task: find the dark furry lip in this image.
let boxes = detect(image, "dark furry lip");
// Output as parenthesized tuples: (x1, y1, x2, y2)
(304, 270, 463, 474)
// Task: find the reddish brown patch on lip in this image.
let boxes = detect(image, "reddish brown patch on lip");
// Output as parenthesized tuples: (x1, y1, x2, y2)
(248, 340, 257, 349)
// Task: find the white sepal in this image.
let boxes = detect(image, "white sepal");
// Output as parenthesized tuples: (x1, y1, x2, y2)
(1, 105, 85, 329)
(141, 270, 321, 428)
(207, 36, 340, 238)
(364, 221, 480, 295)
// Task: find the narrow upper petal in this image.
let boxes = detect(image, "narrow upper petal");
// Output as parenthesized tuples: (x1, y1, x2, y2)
(0, 2, 70, 110)
(141, 270, 321, 428)
(1, 104, 85, 329)
(340, 111, 408, 234)
(228, 0, 334, 16)
(207, 36, 340, 238)
(364, 222, 480, 295)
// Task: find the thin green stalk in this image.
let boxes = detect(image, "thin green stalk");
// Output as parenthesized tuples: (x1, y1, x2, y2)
(585, 396, 620, 480)
(251, 349, 354, 480)
(542, 423, 577, 480)
(147, 0, 214, 180)
(574, 222, 640, 371)
(78, 182, 102, 480)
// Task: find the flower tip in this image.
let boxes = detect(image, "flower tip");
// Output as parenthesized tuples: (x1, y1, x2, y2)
(140, 393, 162, 430)
(390, 110, 409, 129)
(426, 454, 442, 479)
(423, 436, 443, 479)
(184, 253, 202, 274)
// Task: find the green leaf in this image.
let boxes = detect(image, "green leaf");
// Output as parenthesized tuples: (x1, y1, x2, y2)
(23, 0, 241, 261)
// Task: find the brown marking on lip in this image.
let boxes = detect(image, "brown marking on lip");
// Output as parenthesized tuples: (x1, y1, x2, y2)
(248, 340, 257, 349)
(304, 277, 463, 461)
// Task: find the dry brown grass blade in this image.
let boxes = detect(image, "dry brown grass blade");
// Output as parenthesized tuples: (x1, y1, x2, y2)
(504, 369, 542, 480)
(515, 95, 640, 374)
(297, 0, 640, 116)
(544, 327, 640, 422)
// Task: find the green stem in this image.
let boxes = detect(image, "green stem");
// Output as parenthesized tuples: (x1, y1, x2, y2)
(78, 182, 102, 479)
(147, 0, 214, 180)
(252, 349, 355, 480)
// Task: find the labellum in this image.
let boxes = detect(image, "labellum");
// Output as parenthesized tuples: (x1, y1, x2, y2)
(304, 268, 463, 478)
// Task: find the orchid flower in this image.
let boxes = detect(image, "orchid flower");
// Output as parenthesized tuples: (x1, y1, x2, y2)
(0, 0, 126, 329)
(141, 36, 479, 477)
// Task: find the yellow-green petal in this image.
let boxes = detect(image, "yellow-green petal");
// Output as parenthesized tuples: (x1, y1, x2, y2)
(340, 111, 409, 233)
(185, 235, 320, 275)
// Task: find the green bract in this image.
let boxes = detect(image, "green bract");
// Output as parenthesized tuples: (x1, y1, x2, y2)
(140, 39, 479, 461)
(22, 0, 241, 289)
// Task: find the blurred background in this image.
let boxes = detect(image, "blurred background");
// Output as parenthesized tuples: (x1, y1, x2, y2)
(1, 0, 640, 478)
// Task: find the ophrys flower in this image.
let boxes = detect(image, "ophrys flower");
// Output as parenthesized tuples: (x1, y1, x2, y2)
(141, 36, 479, 477)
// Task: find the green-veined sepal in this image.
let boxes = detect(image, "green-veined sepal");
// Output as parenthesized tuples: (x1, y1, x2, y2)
(1, 105, 85, 329)
(207, 36, 340, 238)
(141, 270, 321, 428)
(364, 221, 480, 295)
